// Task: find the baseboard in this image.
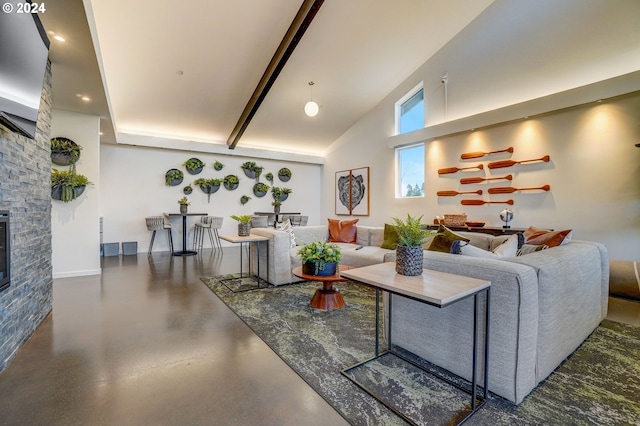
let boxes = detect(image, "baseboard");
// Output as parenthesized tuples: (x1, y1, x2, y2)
(53, 268, 102, 279)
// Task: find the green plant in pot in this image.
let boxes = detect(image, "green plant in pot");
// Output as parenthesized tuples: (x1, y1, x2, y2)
(194, 178, 222, 202)
(271, 186, 291, 202)
(272, 200, 282, 213)
(213, 160, 224, 171)
(178, 196, 190, 214)
(391, 214, 429, 276)
(241, 161, 263, 179)
(165, 169, 184, 186)
(278, 167, 292, 182)
(183, 184, 193, 195)
(224, 174, 240, 190)
(253, 182, 269, 197)
(230, 214, 252, 236)
(50, 137, 81, 166)
(265, 172, 274, 182)
(51, 168, 92, 202)
(183, 158, 205, 174)
(298, 240, 342, 276)
(240, 195, 251, 205)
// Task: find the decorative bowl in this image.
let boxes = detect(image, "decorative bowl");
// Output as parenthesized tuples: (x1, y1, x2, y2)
(465, 221, 486, 227)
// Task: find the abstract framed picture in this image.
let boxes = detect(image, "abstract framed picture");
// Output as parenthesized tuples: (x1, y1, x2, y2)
(335, 169, 351, 215)
(335, 167, 370, 216)
(350, 167, 370, 216)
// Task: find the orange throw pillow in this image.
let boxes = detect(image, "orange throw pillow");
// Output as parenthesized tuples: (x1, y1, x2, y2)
(524, 226, 572, 248)
(328, 218, 359, 243)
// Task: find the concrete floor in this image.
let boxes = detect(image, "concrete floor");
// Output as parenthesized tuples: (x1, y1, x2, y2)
(0, 248, 349, 426)
(1, 248, 639, 425)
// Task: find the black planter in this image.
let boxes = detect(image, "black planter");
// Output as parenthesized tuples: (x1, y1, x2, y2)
(302, 261, 337, 276)
(51, 185, 86, 202)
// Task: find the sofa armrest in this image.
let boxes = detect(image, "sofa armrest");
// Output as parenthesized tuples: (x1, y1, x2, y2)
(249, 228, 298, 286)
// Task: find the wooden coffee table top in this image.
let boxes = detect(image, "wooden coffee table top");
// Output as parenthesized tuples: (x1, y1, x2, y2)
(292, 265, 354, 283)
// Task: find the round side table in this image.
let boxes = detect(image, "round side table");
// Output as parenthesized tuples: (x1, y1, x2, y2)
(292, 265, 354, 311)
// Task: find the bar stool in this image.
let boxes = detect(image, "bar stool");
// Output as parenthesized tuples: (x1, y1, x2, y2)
(299, 215, 308, 226)
(194, 216, 223, 250)
(290, 215, 302, 226)
(145, 216, 174, 255)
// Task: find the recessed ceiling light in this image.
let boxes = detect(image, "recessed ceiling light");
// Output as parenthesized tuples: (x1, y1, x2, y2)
(81, 96, 91, 102)
(53, 35, 65, 42)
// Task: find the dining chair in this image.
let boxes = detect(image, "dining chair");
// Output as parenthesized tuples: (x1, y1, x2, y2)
(250, 215, 269, 229)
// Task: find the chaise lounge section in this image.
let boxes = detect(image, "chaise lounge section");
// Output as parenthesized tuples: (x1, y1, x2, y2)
(250, 224, 609, 404)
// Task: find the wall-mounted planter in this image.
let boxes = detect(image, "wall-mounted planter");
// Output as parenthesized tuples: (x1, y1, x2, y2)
(214, 161, 224, 171)
(224, 175, 239, 191)
(50, 137, 81, 166)
(199, 183, 220, 194)
(184, 158, 205, 175)
(51, 185, 86, 202)
(278, 168, 291, 182)
(253, 183, 269, 197)
(165, 169, 184, 186)
(183, 185, 193, 195)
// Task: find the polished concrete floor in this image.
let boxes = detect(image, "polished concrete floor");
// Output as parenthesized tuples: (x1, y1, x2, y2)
(1, 249, 639, 426)
(0, 248, 348, 426)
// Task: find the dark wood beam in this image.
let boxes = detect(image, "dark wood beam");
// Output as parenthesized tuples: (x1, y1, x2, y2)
(227, 0, 324, 149)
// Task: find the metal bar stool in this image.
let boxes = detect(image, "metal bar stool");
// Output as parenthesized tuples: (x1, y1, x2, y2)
(145, 216, 174, 255)
(194, 216, 224, 250)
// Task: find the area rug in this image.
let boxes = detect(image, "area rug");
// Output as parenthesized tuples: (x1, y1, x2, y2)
(201, 274, 640, 425)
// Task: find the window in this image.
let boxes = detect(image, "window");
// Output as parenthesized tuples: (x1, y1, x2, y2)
(396, 144, 425, 198)
(395, 83, 424, 135)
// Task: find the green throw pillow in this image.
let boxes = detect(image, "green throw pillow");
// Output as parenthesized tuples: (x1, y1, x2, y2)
(380, 223, 399, 250)
(426, 225, 470, 253)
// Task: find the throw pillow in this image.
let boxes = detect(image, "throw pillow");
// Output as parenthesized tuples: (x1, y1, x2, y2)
(276, 219, 296, 248)
(328, 218, 359, 244)
(458, 234, 519, 258)
(380, 223, 399, 250)
(425, 225, 470, 253)
(516, 244, 548, 256)
(524, 226, 572, 248)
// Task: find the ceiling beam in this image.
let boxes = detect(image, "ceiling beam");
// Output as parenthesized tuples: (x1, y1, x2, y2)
(226, 0, 324, 149)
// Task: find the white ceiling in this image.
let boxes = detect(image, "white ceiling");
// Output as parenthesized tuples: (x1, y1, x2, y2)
(40, 0, 495, 157)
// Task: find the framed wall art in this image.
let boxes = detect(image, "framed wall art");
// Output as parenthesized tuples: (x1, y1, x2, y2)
(335, 166, 370, 216)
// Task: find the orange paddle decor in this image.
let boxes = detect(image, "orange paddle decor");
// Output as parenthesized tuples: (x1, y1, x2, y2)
(460, 147, 513, 160)
(461, 199, 514, 206)
(487, 155, 550, 169)
(436, 189, 483, 197)
(460, 174, 513, 185)
(437, 164, 484, 175)
(488, 185, 551, 194)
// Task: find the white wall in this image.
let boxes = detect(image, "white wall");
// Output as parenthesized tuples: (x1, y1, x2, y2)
(51, 109, 102, 277)
(100, 144, 322, 253)
(322, 0, 640, 261)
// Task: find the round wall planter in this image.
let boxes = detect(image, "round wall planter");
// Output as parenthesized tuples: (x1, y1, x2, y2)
(51, 137, 81, 166)
(278, 168, 291, 182)
(224, 175, 239, 190)
(253, 183, 268, 197)
(51, 185, 85, 202)
(243, 169, 258, 179)
(183, 186, 193, 195)
(199, 184, 220, 194)
(274, 193, 289, 202)
(185, 158, 204, 175)
(165, 169, 183, 186)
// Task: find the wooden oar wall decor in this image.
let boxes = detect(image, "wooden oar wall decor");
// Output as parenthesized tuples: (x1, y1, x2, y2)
(488, 185, 550, 194)
(460, 174, 512, 184)
(460, 147, 513, 160)
(461, 199, 514, 206)
(436, 189, 482, 197)
(437, 164, 483, 175)
(487, 155, 550, 169)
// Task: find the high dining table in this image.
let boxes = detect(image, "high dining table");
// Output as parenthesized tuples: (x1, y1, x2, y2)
(167, 212, 207, 256)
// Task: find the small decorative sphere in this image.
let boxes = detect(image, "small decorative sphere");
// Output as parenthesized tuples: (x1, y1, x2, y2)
(500, 209, 514, 223)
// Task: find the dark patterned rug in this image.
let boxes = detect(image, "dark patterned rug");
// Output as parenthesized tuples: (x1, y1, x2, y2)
(201, 274, 640, 426)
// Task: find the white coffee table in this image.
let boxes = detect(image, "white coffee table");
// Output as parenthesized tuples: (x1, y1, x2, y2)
(340, 262, 491, 425)
(218, 234, 269, 292)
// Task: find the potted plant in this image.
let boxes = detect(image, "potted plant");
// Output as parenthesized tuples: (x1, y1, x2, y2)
(278, 167, 292, 182)
(298, 240, 342, 276)
(271, 186, 291, 202)
(230, 214, 252, 236)
(178, 196, 190, 214)
(240, 195, 251, 205)
(165, 169, 184, 186)
(51, 168, 92, 202)
(213, 160, 224, 171)
(272, 200, 282, 214)
(50, 137, 81, 166)
(183, 158, 205, 175)
(265, 172, 274, 182)
(183, 184, 193, 195)
(194, 178, 222, 202)
(241, 161, 263, 179)
(224, 174, 240, 190)
(391, 214, 430, 276)
(253, 182, 269, 197)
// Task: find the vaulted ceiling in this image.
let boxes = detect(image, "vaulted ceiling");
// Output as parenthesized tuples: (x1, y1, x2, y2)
(40, 0, 494, 157)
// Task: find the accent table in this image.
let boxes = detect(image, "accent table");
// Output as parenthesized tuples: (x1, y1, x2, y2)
(292, 265, 354, 310)
(167, 212, 207, 256)
(218, 234, 269, 292)
(340, 262, 491, 426)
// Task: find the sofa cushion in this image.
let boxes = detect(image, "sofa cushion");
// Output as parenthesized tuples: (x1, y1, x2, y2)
(328, 218, 359, 243)
(380, 223, 399, 250)
(369, 227, 384, 247)
(458, 234, 519, 258)
(524, 226, 572, 247)
(426, 225, 470, 253)
(517, 244, 548, 256)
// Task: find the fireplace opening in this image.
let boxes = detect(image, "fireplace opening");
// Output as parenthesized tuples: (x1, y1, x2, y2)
(0, 211, 9, 292)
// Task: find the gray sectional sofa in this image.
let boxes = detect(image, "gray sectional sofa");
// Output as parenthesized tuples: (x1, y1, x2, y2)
(249, 224, 609, 404)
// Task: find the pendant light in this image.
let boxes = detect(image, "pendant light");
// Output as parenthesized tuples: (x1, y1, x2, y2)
(304, 81, 319, 117)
